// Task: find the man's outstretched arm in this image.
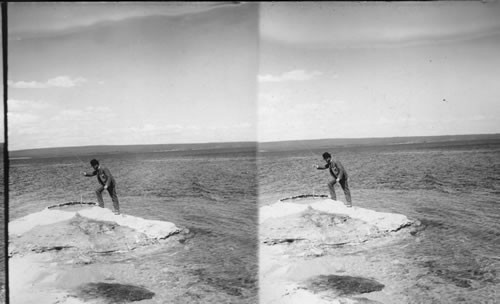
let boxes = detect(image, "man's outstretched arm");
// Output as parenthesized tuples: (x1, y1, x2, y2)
(82, 170, 97, 177)
(315, 164, 329, 170)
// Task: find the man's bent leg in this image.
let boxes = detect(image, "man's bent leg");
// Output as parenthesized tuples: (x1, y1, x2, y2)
(108, 185, 120, 214)
(340, 178, 352, 206)
(327, 180, 337, 200)
(95, 186, 105, 207)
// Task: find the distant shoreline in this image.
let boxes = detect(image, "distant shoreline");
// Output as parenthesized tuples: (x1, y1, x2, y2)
(259, 133, 500, 150)
(8, 142, 257, 159)
(259, 134, 500, 153)
(7, 133, 500, 159)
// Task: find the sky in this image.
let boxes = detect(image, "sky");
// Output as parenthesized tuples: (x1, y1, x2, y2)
(7, 2, 258, 150)
(258, 1, 500, 142)
(5, 2, 500, 149)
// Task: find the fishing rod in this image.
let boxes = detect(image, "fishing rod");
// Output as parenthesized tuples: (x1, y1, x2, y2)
(298, 140, 320, 159)
(292, 139, 327, 199)
(46, 161, 88, 207)
(68, 149, 92, 205)
(67, 147, 89, 167)
(49, 149, 95, 207)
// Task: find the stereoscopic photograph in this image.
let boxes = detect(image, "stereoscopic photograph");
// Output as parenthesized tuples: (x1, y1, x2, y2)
(3, 2, 500, 304)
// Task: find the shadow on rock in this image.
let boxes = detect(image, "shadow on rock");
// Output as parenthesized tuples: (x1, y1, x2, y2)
(76, 282, 155, 303)
(306, 275, 385, 296)
(188, 268, 257, 297)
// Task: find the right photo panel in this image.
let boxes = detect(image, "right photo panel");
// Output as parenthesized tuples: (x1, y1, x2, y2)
(258, 2, 500, 304)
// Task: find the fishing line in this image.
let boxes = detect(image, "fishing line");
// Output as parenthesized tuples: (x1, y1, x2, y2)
(49, 149, 92, 206)
(293, 140, 325, 198)
(68, 148, 88, 167)
(298, 140, 320, 159)
(69, 150, 99, 205)
(47, 162, 84, 205)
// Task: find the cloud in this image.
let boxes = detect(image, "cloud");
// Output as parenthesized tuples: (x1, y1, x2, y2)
(8, 112, 40, 125)
(51, 106, 116, 122)
(377, 115, 418, 125)
(47, 76, 87, 87)
(128, 122, 252, 135)
(470, 114, 486, 121)
(257, 94, 355, 142)
(234, 122, 253, 129)
(131, 123, 184, 133)
(7, 80, 46, 89)
(8, 99, 51, 111)
(123, 122, 255, 144)
(8, 76, 87, 88)
(8, 99, 53, 133)
(9, 2, 249, 40)
(258, 69, 322, 83)
(260, 2, 500, 48)
(9, 105, 123, 150)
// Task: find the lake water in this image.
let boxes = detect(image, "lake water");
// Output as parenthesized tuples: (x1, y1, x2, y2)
(9, 150, 258, 303)
(258, 141, 500, 303)
(7, 140, 500, 303)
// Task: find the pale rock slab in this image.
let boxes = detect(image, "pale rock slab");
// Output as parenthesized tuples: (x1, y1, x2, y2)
(259, 198, 416, 304)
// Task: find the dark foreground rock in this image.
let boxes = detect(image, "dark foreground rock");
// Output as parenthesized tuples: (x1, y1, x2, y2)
(306, 275, 385, 296)
(77, 282, 155, 303)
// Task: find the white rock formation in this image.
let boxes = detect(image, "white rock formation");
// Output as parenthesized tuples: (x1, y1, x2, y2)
(9, 206, 182, 304)
(259, 198, 416, 304)
(260, 200, 411, 231)
(10, 206, 180, 239)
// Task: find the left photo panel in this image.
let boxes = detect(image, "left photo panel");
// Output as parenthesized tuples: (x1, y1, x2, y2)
(6, 2, 258, 304)
(1, 3, 6, 303)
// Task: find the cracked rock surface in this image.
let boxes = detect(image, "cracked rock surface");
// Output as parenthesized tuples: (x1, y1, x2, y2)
(259, 198, 417, 304)
(9, 207, 182, 304)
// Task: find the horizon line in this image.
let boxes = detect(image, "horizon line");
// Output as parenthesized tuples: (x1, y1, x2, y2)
(6, 132, 500, 152)
(259, 132, 500, 144)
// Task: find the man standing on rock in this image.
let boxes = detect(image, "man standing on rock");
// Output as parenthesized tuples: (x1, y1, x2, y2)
(315, 152, 352, 207)
(82, 159, 121, 215)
